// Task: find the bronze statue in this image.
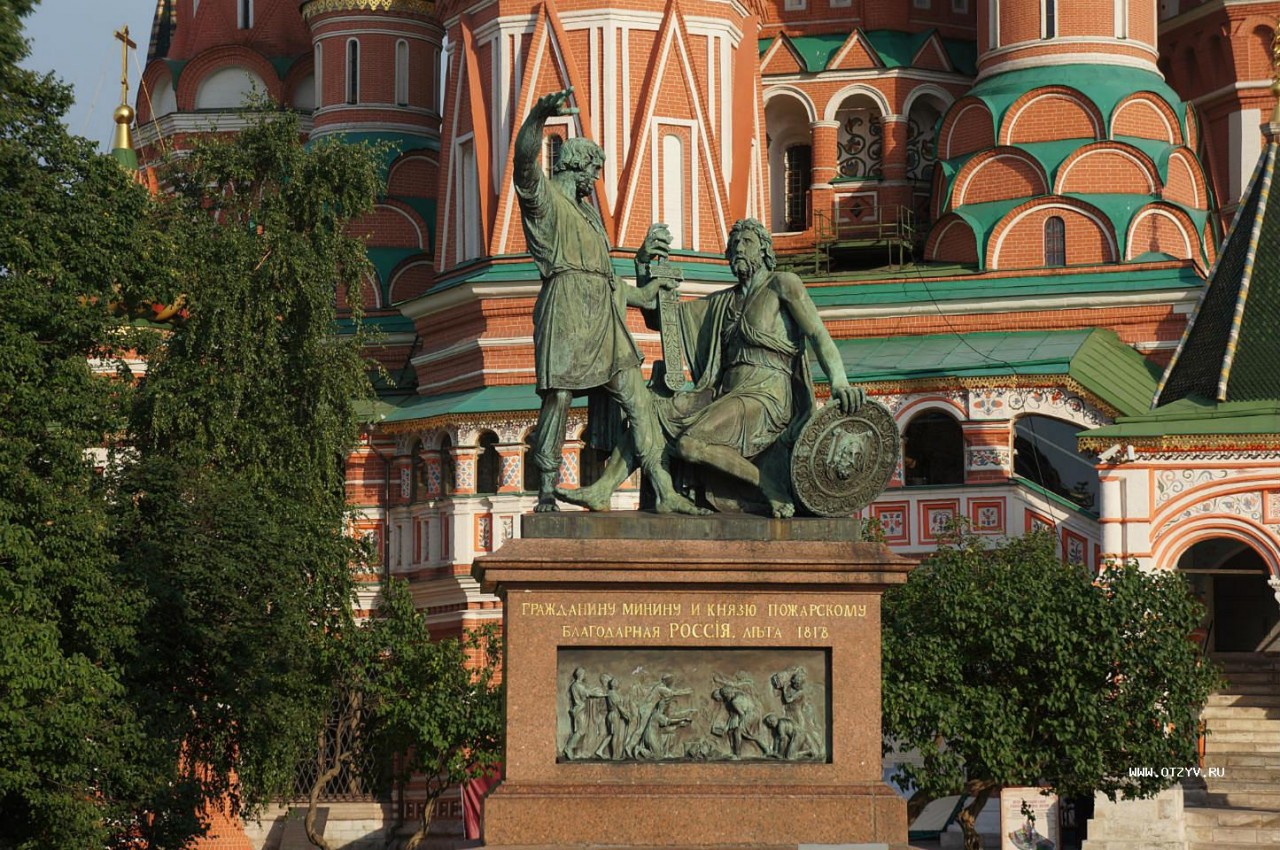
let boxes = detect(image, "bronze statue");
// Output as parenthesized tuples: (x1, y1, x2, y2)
(512, 87, 704, 515)
(559, 218, 867, 517)
(562, 666, 605, 760)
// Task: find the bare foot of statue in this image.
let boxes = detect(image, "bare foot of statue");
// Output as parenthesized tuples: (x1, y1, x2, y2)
(769, 499, 796, 519)
(554, 482, 613, 511)
(655, 491, 712, 516)
(760, 473, 794, 518)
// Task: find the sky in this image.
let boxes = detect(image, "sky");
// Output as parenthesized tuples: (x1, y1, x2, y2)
(20, 0, 159, 151)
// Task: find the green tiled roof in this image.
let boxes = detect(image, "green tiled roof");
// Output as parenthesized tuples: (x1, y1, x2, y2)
(336, 313, 416, 336)
(806, 264, 1203, 309)
(393, 196, 437, 248)
(810, 328, 1158, 416)
(383, 384, 586, 425)
(420, 255, 737, 299)
(310, 131, 440, 176)
(1158, 139, 1280, 405)
(966, 64, 1188, 133)
(759, 30, 976, 76)
(862, 29, 934, 69)
(1083, 397, 1280, 439)
(786, 33, 850, 73)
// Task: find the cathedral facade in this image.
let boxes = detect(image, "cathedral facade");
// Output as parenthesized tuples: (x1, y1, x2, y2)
(131, 0, 1280, 845)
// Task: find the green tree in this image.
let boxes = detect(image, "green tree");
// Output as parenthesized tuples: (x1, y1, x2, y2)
(115, 101, 384, 842)
(0, 1, 180, 845)
(882, 529, 1218, 850)
(361, 579, 503, 850)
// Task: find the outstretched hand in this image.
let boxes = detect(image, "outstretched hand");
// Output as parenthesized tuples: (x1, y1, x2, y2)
(831, 383, 865, 415)
(637, 223, 672, 266)
(532, 87, 579, 119)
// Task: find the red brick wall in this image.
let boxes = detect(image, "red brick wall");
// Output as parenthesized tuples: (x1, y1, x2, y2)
(952, 151, 1048, 206)
(1126, 207, 1197, 263)
(987, 202, 1116, 268)
(1162, 149, 1207, 210)
(1002, 89, 1102, 144)
(388, 154, 439, 198)
(925, 215, 979, 263)
(1056, 146, 1157, 195)
(939, 99, 996, 159)
(1112, 95, 1182, 145)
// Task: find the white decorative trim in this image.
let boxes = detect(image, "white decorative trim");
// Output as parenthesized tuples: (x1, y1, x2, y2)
(977, 51, 1158, 81)
(822, 83, 892, 122)
(817, 286, 1201, 321)
(763, 85, 819, 123)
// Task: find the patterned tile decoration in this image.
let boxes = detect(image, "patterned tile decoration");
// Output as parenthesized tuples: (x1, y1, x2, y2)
(1063, 530, 1088, 567)
(1026, 509, 1056, 534)
(969, 387, 1106, 427)
(1267, 490, 1280, 524)
(969, 498, 1005, 534)
(919, 499, 960, 544)
(871, 502, 910, 544)
(426, 456, 442, 497)
(500, 455, 522, 489)
(399, 466, 412, 500)
(1154, 468, 1231, 508)
(967, 446, 1011, 470)
(557, 450, 579, 487)
(475, 514, 493, 552)
(455, 456, 476, 491)
(1156, 491, 1264, 538)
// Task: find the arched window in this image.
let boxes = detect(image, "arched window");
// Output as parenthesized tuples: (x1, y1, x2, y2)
(662, 133, 685, 249)
(1013, 415, 1098, 509)
(1044, 216, 1066, 267)
(346, 39, 360, 105)
(1042, 0, 1056, 39)
(523, 432, 542, 492)
(238, 0, 252, 29)
(902, 411, 965, 486)
(313, 43, 323, 108)
(395, 40, 409, 106)
(783, 144, 812, 232)
(476, 431, 501, 495)
(543, 132, 563, 176)
(439, 435, 455, 496)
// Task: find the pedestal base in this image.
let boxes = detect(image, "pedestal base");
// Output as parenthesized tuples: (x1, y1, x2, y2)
(475, 514, 913, 849)
(485, 782, 906, 848)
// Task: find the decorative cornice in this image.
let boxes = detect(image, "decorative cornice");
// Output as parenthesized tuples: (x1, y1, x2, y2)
(301, 0, 435, 22)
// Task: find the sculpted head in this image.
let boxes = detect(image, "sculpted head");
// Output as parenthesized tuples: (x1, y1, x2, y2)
(555, 137, 606, 198)
(827, 430, 872, 481)
(726, 218, 776, 282)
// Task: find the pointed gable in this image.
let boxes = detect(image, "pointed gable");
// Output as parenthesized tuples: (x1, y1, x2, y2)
(760, 36, 804, 76)
(912, 32, 953, 72)
(1158, 137, 1280, 405)
(829, 29, 882, 71)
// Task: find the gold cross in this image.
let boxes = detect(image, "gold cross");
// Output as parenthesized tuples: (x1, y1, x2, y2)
(114, 25, 136, 104)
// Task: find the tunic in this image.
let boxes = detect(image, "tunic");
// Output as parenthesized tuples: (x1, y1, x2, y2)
(515, 167, 641, 391)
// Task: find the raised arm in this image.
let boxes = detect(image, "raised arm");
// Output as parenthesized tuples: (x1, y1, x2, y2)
(513, 87, 578, 194)
(775, 271, 864, 414)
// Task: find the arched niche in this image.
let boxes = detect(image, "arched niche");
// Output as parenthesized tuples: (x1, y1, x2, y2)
(1012, 415, 1098, 511)
(902, 410, 964, 486)
(1177, 538, 1279, 653)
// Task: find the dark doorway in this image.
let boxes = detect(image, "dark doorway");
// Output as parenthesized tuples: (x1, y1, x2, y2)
(1178, 538, 1278, 652)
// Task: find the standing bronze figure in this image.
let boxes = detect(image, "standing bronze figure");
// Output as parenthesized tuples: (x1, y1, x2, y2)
(512, 87, 703, 515)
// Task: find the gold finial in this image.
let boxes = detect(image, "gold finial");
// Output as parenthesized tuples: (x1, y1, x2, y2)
(111, 25, 139, 162)
(1272, 20, 1280, 123)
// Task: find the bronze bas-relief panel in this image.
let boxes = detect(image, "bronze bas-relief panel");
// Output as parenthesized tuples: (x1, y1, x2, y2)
(556, 647, 830, 764)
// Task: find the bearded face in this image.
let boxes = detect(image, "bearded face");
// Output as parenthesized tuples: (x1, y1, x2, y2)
(728, 229, 766, 282)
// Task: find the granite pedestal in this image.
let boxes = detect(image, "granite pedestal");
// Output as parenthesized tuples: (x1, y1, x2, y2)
(474, 513, 914, 849)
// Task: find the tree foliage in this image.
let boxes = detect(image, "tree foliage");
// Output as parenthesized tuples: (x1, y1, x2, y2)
(114, 100, 384, 841)
(882, 529, 1219, 850)
(360, 579, 503, 850)
(0, 2, 178, 845)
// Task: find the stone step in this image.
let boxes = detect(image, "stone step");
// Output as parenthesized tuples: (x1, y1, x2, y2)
(1208, 693, 1280, 708)
(1083, 842, 1186, 850)
(1203, 766, 1280, 782)
(1203, 732, 1280, 752)
(1203, 721, 1280, 737)
(1184, 787, 1280, 811)
(1212, 652, 1280, 669)
(1186, 807, 1280, 828)
(1189, 843, 1280, 850)
(1202, 704, 1280, 719)
(1223, 672, 1280, 687)
(1206, 752, 1280, 767)
(1217, 683, 1280, 696)
(1189, 830, 1280, 848)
